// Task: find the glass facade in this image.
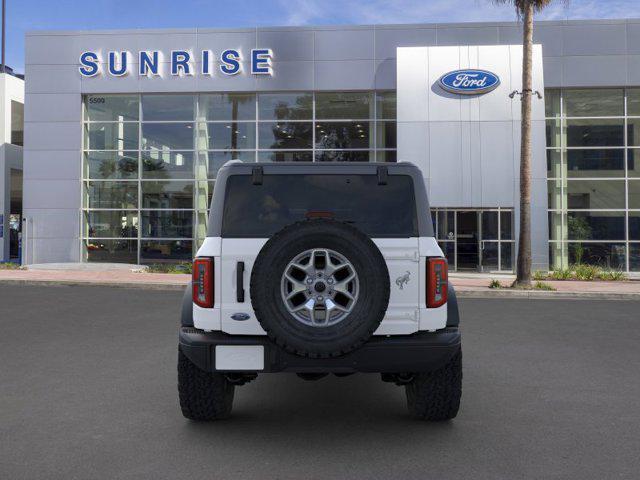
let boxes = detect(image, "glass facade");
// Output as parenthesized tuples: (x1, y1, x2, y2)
(82, 92, 397, 263)
(546, 88, 640, 272)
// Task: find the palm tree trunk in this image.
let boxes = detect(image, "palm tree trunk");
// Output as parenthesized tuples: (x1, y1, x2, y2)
(516, 2, 534, 287)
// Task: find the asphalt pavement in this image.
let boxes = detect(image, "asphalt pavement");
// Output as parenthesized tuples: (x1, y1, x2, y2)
(1, 285, 639, 480)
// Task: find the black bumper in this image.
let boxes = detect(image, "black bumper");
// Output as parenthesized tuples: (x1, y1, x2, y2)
(179, 327, 461, 374)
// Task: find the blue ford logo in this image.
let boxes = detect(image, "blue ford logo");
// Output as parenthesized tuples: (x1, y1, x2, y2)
(231, 313, 251, 321)
(438, 69, 500, 95)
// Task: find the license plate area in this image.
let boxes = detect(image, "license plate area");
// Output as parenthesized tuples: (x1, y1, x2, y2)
(215, 345, 264, 371)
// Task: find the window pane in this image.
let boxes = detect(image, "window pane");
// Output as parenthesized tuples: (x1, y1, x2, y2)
(315, 151, 373, 162)
(376, 122, 397, 149)
(315, 92, 373, 119)
(85, 95, 139, 122)
(86, 239, 137, 263)
(315, 121, 372, 149)
(481, 241, 499, 271)
(142, 150, 194, 179)
(563, 89, 623, 117)
(198, 122, 256, 150)
(197, 151, 255, 178)
(500, 211, 513, 240)
(258, 151, 313, 162)
(548, 179, 565, 210)
(142, 181, 193, 209)
(548, 212, 566, 242)
(481, 211, 499, 240)
(258, 122, 312, 149)
(141, 240, 193, 263)
(376, 150, 397, 163)
(547, 150, 562, 178)
(439, 241, 455, 268)
(86, 181, 138, 209)
(11, 101, 23, 146)
(567, 211, 625, 240)
(568, 243, 626, 269)
(627, 118, 640, 146)
(85, 211, 138, 238)
(376, 91, 396, 119)
(501, 243, 513, 271)
(85, 151, 138, 179)
(566, 119, 624, 147)
(629, 149, 640, 178)
(629, 180, 640, 209)
(626, 88, 640, 116)
(141, 211, 193, 238)
(142, 123, 194, 150)
(567, 149, 625, 177)
(544, 89, 560, 118)
(85, 122, 139, 150)
(629, 213, 640, 240)
(258, 93, 312, 120)
(567, 180, 625, 209)
(630, 244, 640, 271)
(437, 210, 455, 241)
(199, 93, 255, 121)
(142, 95, 194, 121)
(546, 119, 562, 148)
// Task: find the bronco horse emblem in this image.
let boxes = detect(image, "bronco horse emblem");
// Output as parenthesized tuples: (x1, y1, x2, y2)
(395, 271, 411, 290)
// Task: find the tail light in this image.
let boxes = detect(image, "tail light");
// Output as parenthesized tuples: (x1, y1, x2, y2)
(193, 258, 214, 308)
(427, 257, 448, 308)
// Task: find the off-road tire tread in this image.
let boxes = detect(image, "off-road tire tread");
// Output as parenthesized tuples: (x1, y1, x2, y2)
(405, 348, 462, 421)
(178, 348, 234, 421)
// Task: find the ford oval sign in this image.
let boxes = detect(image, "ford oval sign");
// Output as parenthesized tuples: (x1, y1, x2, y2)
(438, 69, 500, 95)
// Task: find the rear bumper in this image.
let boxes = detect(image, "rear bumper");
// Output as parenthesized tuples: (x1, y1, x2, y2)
(179, 327, 461, 374)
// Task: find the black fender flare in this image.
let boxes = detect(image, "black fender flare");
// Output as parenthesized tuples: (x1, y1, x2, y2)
(181, 282, 194, 327)
(447, 283, 460, 327)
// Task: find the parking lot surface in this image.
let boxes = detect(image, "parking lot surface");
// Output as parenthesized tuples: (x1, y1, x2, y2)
(1, 285, 639, 479)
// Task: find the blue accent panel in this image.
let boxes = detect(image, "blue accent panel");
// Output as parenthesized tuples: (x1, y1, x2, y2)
(251, 49, 272, 74)
(171, 50, 192, 75)
(201, 50, 211, 75)
(220, 49, 241, 75)
(79, 51, 99, 77)
(108, 51, 128, 76)
(438, 69, 500, 95)
(139, 51, 159, 75)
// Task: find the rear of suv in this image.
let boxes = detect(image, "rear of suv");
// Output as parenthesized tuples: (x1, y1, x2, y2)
(179, 161, 462, 421)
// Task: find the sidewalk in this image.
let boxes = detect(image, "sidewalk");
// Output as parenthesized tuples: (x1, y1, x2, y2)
(1, 265, 640, 299)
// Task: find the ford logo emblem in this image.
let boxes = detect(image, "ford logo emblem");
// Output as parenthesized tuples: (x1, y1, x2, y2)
(231, 313, 251, 321)
(438, 69, 500, 95)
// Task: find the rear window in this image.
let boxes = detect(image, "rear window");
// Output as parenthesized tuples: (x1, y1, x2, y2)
(221, 174, 418, 237)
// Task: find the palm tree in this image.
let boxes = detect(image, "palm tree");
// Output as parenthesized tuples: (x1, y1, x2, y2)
(495, 0, 553, 287)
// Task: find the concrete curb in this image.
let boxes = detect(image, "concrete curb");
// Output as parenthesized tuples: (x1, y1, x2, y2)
(456, 289, 640, 301)
(0, 279, 187, 291)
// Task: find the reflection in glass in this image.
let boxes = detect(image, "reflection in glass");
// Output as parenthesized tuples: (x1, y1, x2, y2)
(376, 122, 397, 149)
(437, 210, 455, 241)
(567, 211, 625, 240)
(258, 93, 312, 120)
(198, 122, 256, 150)
(630, 244, 640, 271)
(85, 211, 138, 238)
(562, 89, 623, 117)
(315, 92, 373, 119)
(566, 149, 624, 177)
(627, 88, 640, 116)
(500, 211, 512, 240)
(439, 241, 455, 268)
(85, 122, 139, 150)
(548, 212, 565, 242)
(141, 240, 193, 263)
(481, 241, 499, 271)
(566, 180, 625, 209)
(197, 151, 256, 178)
(376, 91, 396, 119)
(86, 181, 138, 209)
(142, 181, 193, 209)
(547, 149, 562, 178)
(566, 119, 624, 147)
(546, 119, 562, 148)
(501, 243, 513, 271)
(141, 211, 193, 238)
(85, 95, 139, 122)
(627, 118, 640, 147)
(629, 180, 640, 209)
(85, 239, 137, 264)
(199, 93, 255, 121)
(481, 211, 499, 240)
(315, 122, 371, 149)
(376, 150, 397, 163)
(629, 149, 640, 178)
(258, 122, 312, 149)
(258, 151, 313, 162)
(315, 151, 372, 162)
(629, 213, 640, 240)
(142, 94, 194, 121)
(544, 89, 560, 118)
(142, 150, 194, 179)
(85, 151, 138, 179)
(142, 123, 194, 150)
(568, 242, 626, 269)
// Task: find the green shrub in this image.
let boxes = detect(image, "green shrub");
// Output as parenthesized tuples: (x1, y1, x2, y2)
(597, 270, 627, 281)
(550, 268, 572, 280)
(146, 262, 192, 274)
(573, 264, 601, 281)
(532, 270, 548, 281)
(534, 281, 556, 291)
(488, 279, 502, 289)
(0, 262, 21, 270)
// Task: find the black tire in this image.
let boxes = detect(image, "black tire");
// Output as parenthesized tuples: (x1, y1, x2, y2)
(405, 348, 462, 421)
(178, 348, 235, 421)
(250, 219, 390, 358)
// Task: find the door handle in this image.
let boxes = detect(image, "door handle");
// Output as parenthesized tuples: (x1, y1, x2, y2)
(236, 261, 245, 303)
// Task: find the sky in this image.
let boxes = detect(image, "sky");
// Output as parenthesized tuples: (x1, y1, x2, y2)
(5, 0, 640, 73)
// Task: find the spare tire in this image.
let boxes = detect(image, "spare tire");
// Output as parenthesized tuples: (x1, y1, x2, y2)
(250, 219, 390, 358)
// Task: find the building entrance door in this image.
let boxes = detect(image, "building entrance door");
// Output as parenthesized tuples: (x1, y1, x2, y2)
(456, 211, 479, 270)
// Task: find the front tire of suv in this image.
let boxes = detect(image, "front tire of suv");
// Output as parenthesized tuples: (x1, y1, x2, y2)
(178, 348, 235, 421)
(405, 348, 462, 421)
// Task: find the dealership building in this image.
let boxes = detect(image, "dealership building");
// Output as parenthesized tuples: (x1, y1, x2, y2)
(20, 18, 640, 273)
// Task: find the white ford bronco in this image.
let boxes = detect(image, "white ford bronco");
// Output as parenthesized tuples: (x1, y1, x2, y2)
(178, 161, 462, 421)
